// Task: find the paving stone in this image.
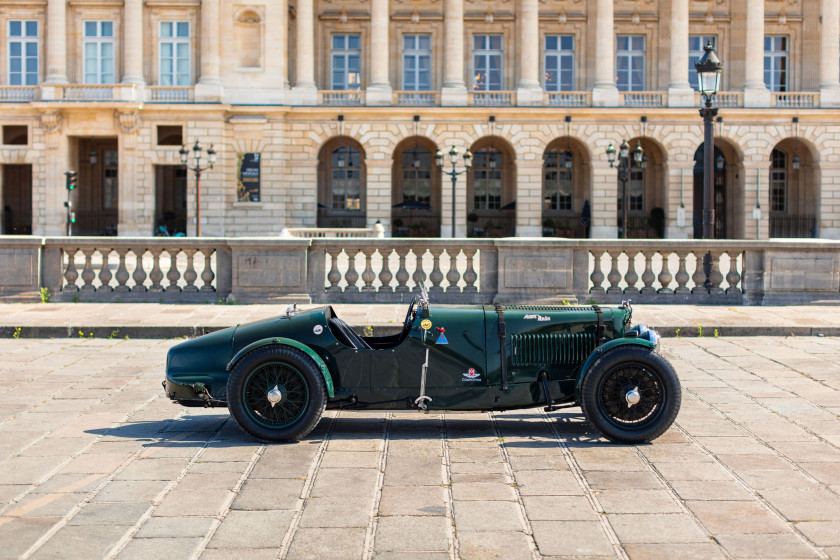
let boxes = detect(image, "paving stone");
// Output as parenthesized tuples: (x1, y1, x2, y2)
(457, 530, 533, 560)
(447, 447, 504, 463)
(608, 514, 708, 543)
(68, 502, 150, 526)
(623, 542, 727, 559)
(714, 533, 820, 558)
(190, 461, 250, 473)
(154, 488, 231, 517)
(667, 480, 754, 501)
(320, 451, 381, 468)
(298, 496, 374, 528)
(114, 458, 189, 481)
(116, 537, 203, 560)
(287, 527, 366, 560)
(59, 452, 133, 475)
(92, 480, 168, 503)
(176, 472, 243, 491)
(309, 467, 379, 498)
(596, 490, 682, 514)
(531, 520, 614, 557)
(371, 553, 450, 560)
(521, 495, 599, 521)
(383, 455, 443, 485)
(505, 454, 571, 471)
(447, 461, 506, 476)
(514, 469, 584, 496)
(327, 438, 384, 452)
(0, 456, 67, 484)
(794, 521, 840, 546)
(378, 486, 445, 516)
(652, 461, 733, 482)
(584, 470, 664, 491)
(451, 482, 516, 501)
(29, 524, 127, 560)
(207, 510, 295, 549)
(374, 516, 449, 552)
(758, 488, 840, 521)
(452, 501, 523, 532)
(5, 492, 83, 518)
(200, 549, 281, 560)
(134, 516, 215, 538)
(0, 517, 61, 558)
(231, 478, 304, 510)
(736, 469, 818, 490)
(686, 500, 790, 534)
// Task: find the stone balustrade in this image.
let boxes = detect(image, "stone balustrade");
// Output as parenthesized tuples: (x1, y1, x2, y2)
(1, 237, 838, 305)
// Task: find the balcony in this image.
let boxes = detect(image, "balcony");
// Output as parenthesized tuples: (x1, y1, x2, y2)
(319, 90, 364, 106)
(545, 91, 591, 107)
(148, 86, 194, 103)
(0, 86, 39, 102)
(773, 92, 819, 108)
(621, 91, 666, 108)
(469, 91, 515, 106)
(394, 90, 439, 106)
(712, 91, 743, 108)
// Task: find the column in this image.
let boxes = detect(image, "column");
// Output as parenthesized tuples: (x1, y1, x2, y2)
(667, 0, 694, 106)
(441, 0, 467, 105)
(367, 0, 392, 105)
(122, 0, 144, 101)
(743, 0, 770, 106)
(592, 0, 619, 106)
(195, 0, 223, 101)
(44, 0, 68, 84)
(517, 0, 542, 105)
(820, 0, 840, 106)
(290, 0, 317, 104)
(515, 159, 542, 236)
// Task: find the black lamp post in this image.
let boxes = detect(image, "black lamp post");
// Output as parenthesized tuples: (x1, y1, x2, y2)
(606, 140, 644, 239)
(695, 41, 722, 240)
(435, 146, 473, 238)
(180, 140, 216, 237)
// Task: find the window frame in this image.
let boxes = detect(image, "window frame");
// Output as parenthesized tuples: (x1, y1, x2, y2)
(82, 20, 115, 84)
(616, 35, 646, 92)
(764, 36, 789, 93)
(330, 145, 363, 211)
(158, 21, 191, 86)
(7, 20, 39, 86)
(472, 148, 504, 210)
(401, 34, 432, 91)
(330, 34, 362, 91)
(400, 147, 433, 204)
(770, 149, 787, 213)
(543, 149, 573, 212)
(543, 35, 575, 92)
(472, 34, 503, 91)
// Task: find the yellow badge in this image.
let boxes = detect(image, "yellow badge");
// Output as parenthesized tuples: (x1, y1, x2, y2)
(421, 319, 432, 330)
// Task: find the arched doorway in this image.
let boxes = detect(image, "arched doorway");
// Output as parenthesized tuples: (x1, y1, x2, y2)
(616, 137, 667, 238)
(542, 137, 591, 238)
(693, 139, 744, 239)
(768, 138, 818, 238)
(391, 137, 441, 237)
(317, 137, 366, 228)
(467, 136, 516, 237)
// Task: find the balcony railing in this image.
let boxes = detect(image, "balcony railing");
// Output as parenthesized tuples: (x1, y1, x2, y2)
(0, 86, 39, 102)
(320, 90, 364, 106)
(545, 91, 591, 107)
(770, 214, 818, 238)
(148, 86, 194, 103)
(621, 91, 666, 107)
(60, 85, 116, 101)
(773, 92, 819, 108)
(469, 91, 515, 106)
(394, 91, 439, 106)
(712, 91, 743, 108)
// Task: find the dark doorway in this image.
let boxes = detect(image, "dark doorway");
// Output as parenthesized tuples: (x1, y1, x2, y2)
(693, 145, 726, 239)
(155, 165, 187, 236)
(2, 164, 32, 234)
(75, 138, 119, 235)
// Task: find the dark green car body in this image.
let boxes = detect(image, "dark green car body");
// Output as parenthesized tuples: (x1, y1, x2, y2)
(164, 302, 658, 413)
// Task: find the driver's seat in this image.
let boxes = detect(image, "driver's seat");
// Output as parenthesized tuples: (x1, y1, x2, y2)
(328, 316, 372, 350)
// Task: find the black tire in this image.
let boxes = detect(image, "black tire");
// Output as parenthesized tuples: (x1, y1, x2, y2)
(227, 345, 327, 443)
(579, 346, 681, 444)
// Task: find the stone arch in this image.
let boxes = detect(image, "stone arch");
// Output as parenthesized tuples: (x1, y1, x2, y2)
(692, 137, 745, 239)
(317, 136, 366, 228)
(466, 135, 517, 237)
(541, 136, 592, 238)
(390, 136, 441, 237)
(768, 137, 820, 238)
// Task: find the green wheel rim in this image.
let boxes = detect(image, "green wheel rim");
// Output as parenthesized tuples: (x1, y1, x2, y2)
(242, 361, 310, 429)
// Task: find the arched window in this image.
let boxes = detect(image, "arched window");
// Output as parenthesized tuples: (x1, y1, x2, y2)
(401, 147, 431, 205)
(472, 149, 502, 210)
(330, 146, 362, 210)
(770, 149, 786, 212)
(543, 150, 573, 211)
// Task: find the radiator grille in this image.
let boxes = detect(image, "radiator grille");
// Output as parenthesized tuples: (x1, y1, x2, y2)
(504, 306, 595, 312)
(511, 332, 596, 366)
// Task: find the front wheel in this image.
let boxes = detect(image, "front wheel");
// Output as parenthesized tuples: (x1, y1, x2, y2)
(579, 346, 681, 444)
(227, 346, 327, 443)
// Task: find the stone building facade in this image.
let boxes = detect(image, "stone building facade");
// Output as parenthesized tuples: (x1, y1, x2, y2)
(0, 0, 839, 239)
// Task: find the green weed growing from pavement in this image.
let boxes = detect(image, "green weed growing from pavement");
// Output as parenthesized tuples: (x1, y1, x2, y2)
(697, 325, 704, 337)
(714, 329, 720, 338)
(39, 287, 51, 303)
(108, 330, 120, 339)
(78, 330, 93, 339)
(73, 293, 79, 303)
(12, 327, 21, 339)
(675, 328, 681, 338)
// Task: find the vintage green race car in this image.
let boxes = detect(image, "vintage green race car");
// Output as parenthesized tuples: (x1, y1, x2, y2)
(164, 290, 681, 444)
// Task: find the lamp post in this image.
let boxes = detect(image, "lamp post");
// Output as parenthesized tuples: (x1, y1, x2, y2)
(606, 140, 644, 239)
(180, 140, 216, 237)
(435, 146, 473, 238)
(695, 41, 722, 240)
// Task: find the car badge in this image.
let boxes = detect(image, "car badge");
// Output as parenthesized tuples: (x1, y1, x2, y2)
(313, 325, 323, 335)
(421, 319, 432, 330)
(436, 327, 448, 345)
(462, 368, 481, 381)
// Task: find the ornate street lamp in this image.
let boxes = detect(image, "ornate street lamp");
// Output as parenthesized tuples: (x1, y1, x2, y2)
(436, 146, 473, 238)
(695, 41, 722, 240)
(607, 140, 645, 239)
(180, 140, 216, 237)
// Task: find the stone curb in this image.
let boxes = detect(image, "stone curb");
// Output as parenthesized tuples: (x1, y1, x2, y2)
(1, 324, 837, 339)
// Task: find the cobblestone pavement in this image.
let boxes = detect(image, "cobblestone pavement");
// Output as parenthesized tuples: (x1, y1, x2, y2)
(1, 336, 839, 559)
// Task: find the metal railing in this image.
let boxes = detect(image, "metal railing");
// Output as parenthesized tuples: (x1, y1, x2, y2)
(770, 214, 818, 238)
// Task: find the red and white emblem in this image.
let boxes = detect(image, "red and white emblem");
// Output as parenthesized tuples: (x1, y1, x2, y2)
(465, 368, 478, 378)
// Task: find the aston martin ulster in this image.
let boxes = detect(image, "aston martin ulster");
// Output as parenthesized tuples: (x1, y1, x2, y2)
(163, 288, 681, 444)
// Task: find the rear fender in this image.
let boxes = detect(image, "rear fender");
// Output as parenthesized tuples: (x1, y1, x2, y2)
(227, 337, 335, 398)
(574, 338, 656, 401)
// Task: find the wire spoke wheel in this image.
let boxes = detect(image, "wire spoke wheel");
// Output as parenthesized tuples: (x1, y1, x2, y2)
(243, 361, 310, 429)
(598, 362, 663, 428)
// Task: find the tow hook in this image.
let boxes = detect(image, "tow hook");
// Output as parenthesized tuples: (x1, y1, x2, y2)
(193, 383, 213, 407)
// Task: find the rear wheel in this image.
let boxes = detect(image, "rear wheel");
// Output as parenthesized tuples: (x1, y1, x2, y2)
(227, 346, 326, 443)
(579, 346, 681, 444)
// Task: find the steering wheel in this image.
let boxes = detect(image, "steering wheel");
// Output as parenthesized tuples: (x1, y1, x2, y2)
(403, 295, 418, 331)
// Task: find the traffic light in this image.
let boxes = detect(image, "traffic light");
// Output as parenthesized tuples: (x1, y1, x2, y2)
(65, 170, 77, 190)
